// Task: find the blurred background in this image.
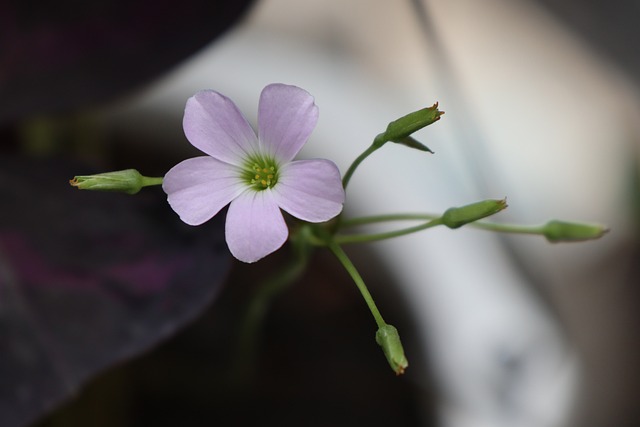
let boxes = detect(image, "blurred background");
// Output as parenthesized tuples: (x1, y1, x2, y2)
(2, 1, 639, 426)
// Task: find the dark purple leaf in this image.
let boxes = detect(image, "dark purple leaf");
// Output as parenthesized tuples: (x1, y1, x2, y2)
(0, 156, 230, 427)
(0, 0, 256, 124)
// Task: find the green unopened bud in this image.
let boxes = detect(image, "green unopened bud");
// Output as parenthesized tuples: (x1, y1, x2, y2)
(542, 220, 609, 242)
(382, 103, 444, 144)
(70, 169, 163, 195)
(376, 324, 408, 375)
(442, 198, 508, 229)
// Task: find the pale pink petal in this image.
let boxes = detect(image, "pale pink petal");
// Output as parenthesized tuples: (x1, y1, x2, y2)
(272, 159, 345, 222)
(225, 190, 288, 263)
(258, 83, 318, 163)
(183, 90, 259, 166)
(163, 156, 245, 226)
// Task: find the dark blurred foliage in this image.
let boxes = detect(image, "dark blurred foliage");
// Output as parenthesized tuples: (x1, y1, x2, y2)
(0, 154, 231, 427)
(1, 1, 256, 425)
(0, 0, 256, 124)
(32, 247, 433, 427)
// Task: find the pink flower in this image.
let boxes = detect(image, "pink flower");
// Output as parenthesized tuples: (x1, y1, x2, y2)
(163, 84, 345, 263)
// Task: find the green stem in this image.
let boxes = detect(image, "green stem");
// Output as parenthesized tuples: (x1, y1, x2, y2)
(339, 212, 553, 239)
(327, 241, 386, 329)
(140, 175, 164, 187)
(232, 230, 313, 385)
(237, 255, 308, 350)
(342, 135, 386, 189)
(469, 221, 545, 235)
(340, 213, 440, 228)
(334, 218, 444, 245)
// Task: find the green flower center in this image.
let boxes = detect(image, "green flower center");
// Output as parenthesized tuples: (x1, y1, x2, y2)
(242, 156, 279, 191)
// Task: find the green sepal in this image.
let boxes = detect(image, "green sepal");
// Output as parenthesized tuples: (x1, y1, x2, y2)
(542, 220, 609, 242)
(376, 324, 408, 375)
(392, 136, 434, 153)
(382, 103, 444, 143)
(442, 199, 508, 229)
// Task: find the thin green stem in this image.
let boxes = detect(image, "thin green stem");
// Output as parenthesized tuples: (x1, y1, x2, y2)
(468, 221, 544, 235)
(327, 241, 386, 329)
(232, 257, 308, 384)
(342, 135, 386, 189)
(140, 176, 164, 187)
(340, 213, 439, 228)
(339, 212, 552, 238)
(334, 218, 444, 245)
(232, 233, 313, 385)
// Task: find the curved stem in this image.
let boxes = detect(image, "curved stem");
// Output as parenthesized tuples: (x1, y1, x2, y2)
(334, 218, 444, 245)
(340, 213, 439, 228)
(339, 212, 554, 239)
(327, 241, 386, 329)
(237, 254, 308, 350)
(232, 234, 313, 384)
(342, 135, 386, 189)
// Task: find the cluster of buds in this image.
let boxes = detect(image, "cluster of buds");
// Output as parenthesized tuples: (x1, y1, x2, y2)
(69, 84, 608, 375)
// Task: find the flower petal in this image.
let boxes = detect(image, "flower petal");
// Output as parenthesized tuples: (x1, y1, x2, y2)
(273, 159, 345, 222)
(183, 90, 259, 165)
(163, 156, 245, 226)
(258, 83, 319, 163)
(225, 190, 288, 263)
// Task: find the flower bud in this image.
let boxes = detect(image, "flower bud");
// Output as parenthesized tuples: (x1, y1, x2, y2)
(376, 324, 408, 375)
(381, 103, 444, 143)
(442, 198, 508, 229)
(69, 169, 159, 195)
(542, 220, 609, 242)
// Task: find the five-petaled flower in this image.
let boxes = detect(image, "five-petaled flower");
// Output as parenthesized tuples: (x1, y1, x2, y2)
(163, 83, 345, 263)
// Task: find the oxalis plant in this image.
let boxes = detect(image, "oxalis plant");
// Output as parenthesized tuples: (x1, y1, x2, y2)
(70, 83, 608, 375)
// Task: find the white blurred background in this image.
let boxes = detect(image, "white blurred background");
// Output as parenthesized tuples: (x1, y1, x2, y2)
(100, 1, 640, 426)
